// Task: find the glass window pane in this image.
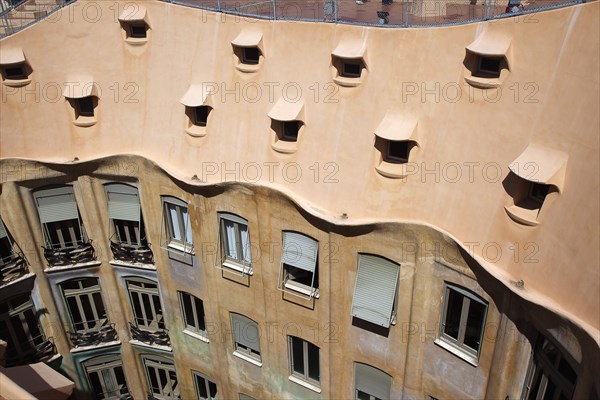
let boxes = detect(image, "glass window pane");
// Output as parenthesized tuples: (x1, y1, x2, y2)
(291, 338, 304, 375)
(307, 342, 320, 381)
(463, 300, 486, 351)
(443, 289, 462, 340)
(194, 298, 206, 331)
(208, 381, 217, 397)
(182, 294, 195, 328)
(224, 220, 237, 259)
(183, 208, 192, 245)
(196, 375, 208, 398)
(168, 204, 182, 241)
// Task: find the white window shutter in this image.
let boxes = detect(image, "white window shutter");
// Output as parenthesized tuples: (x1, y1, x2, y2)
(231, 314, 260, 353)
(106, 184, 140, 222)
(352, 254, 400, 328)
(282, 232, 318, 272)
(355, 363, 392, 399)
(34, 187, 79, 223)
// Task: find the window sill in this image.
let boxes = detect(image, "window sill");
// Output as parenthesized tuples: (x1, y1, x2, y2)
(464, 75, 502, 89)
(223, 260, 253, 275)
(434, 338, 479, 367)
(233, 350, 262, 367)
(185, 124, 208, 137)
(110, 259, 157, 270)
(2, 77, 31, 88)
(129, 339, 172, 352)
(73, 116, 97, 127)
(333, 75, 362, 87)
(288, 375, 321, 393)
(284, 280, 319, 299)
(504, 204, 540, 226)
(375, 160, 410, 179)
(124, 37, 148, 46)
(183, 329, 209, 343)
(165, 242, 195, 255)
(235, 62, 260, 73)
(271, 139, 298, 154)
(70, 340, 121, 353)
(44, 260, 101, 273)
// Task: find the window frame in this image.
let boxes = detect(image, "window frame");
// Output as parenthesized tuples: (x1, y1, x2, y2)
(386, 140, 410, 163)
(160, 196, 194, 254)
(193, 106, 210, 127)
(281, 121, 300, 142)
(0, 218, 17, 267)
(105, 183, 146, 248)
(0, 294, 46, 364)
(242, 47, 260, 65)
(287, 336, 320, 391)
(178, 291, 207, 340)
(192, 370, 217, 400)
(477, 56, 502, 78)
(436, 283, 488, 363)
(83, 354, 129, 400)
(142, 355, 180, 400)
(278, 231, 319, 299)
(230, 313, 262, 365)
(217, 213, 252, 275)
(125, 277, 165, 331)
(60, 277, 108, 334)
(342, 60, 362, 78)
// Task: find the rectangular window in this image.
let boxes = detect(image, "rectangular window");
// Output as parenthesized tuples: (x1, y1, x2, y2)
(437, 284, 488, 361)
(106, 183, 145, 247)
(387, 140, 409, 163)
(282, 121, 300, 142)
(0, 294, 47, 366)
(0, 219, 17, 267)
(193, 106, 209, 127)
(231, 313, 261, 365)
(178, 291, 206, 337)
(529, 182, 550, 206)
(342, 61, 362, 78)
(242, 47, 260, 65)
(477, 56, 501, 77)
(61, 277, 108, 333)
(352, 254, 399, 328)
(126, 278, 165, 331)
(218, 213, 252, 275)
(288, 336, 320, 389)
(193, 371, 217, 400)
(161, 196, 193, 253)
(279, 231, 319, 298)
(34, 186, 86, 250)
(77, 97, 95, 117)
(142, 355, 180, 400)
(84, 354, 129, 400)
(129, 24, 147, 38)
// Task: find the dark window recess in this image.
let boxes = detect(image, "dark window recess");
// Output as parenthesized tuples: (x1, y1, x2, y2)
(4, 66, 25, 79)
(193, 106, 209, 127)
(478, 57, 501, 77)
(129, 25, 147, 38)
(282, 121, 299, 142)
(387, 141, 409, 162)
(242, 47, 260, 65)
(529, 183, 550, 205)
(342, 62, 362, 78)
(77, 97, 95, 117)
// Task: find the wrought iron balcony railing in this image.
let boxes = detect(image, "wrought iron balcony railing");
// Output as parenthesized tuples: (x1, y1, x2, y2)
(3, 336, 56, 367)
(129, 323, 170, 347)
(0, 252, 29, 284)
(42, 240, 96, 267)
(111, 241, 154, 264)
(68, 323, 118, 348)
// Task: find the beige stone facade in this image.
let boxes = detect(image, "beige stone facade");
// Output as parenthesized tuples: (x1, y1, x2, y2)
(0, 1, 598, 399)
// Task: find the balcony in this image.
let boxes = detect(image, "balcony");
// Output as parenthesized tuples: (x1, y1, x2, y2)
(129, 323, 170, 347)
(3, 336, 56, 368)
(42, 241, 96, 267)
(68, 322, 118, 348)
(0, 252, 29, 285)
(110, 241, 154, 264)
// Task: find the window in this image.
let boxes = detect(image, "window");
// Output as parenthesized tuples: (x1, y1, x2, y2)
(522, 335, 577, 400)
(342, 59, 363, 78)
(218, 213, 252, 275)
(193, 371, 217, 400)
(268, 98, 305, 154)
(60, 277, 108, 333)
(161, 196, 193, 253)
(76, 96, 95, 118)
(242, 47, 260, 65)
(352, 254, 399, 329)
(192, 106, 210, 127)
(0, 218, 24, 278)
(354, 363, 392, 400)
(118, 6, 150, 44)
(0, 294, 46, 366)
(105, 183, 147, 248)
(129, 24, 147, 38)
(529, 182, 550, 206)
(279, 231, 319, 298)
(142, 355, 180, 400)
(0, 47, 31, 87)
(231, 313, 261, 365)
(477, 56, 502, 78)
(386, 140, 411, 163)
(34, 186, 86, 250)
(83, 354, 129, 400)
(281, 121, 300, 142)
(2, 65, 25, 79)
(126, 277, 165, 331)
(288, 336, 320, 390)
(179, 292, 206, 337)
(436, 284, 488, 363)
(239, 394, 255, 400)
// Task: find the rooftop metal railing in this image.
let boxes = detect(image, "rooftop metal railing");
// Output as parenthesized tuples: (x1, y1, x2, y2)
(0, 0, 588, 39)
